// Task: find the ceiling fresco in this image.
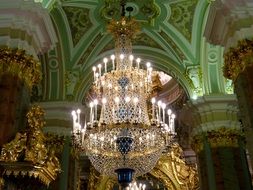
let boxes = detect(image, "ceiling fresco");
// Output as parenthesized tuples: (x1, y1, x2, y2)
(38, 0, 214, 103)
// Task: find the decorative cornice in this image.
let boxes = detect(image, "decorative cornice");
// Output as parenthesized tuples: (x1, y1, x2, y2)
(185, 95, 240, 132)
(204, 0, 253, 50)
(223, 39, 253, 81)
(191, 127, 244, 153)
(0, 0, 57, 56)
(0, 48, 42, 90)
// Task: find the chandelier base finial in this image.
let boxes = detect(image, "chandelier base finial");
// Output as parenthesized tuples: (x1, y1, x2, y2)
(115, 168, 135, 188)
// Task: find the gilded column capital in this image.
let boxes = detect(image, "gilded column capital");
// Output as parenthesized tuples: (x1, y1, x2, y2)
(191, 127, 244, 153)
(0, 47, 42, 90)
(223, 39, 253, 81)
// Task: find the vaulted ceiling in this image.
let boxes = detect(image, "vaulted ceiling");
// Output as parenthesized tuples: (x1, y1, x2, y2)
(38, 0, 209, 104)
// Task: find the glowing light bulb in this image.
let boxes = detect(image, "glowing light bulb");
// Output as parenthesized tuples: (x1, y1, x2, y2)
(151, 97, 156, 104)
(129, 54, 134, 61)
(111, 54, 115, 60)
(71, 110, 76, 116)
(103, 58, 108, 63)
(157, 100, 162, 107)
(167, 109, 172, 115)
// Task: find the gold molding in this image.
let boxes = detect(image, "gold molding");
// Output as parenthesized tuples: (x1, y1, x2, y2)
(191, 128, 244, 152)
(223, 39, 253, 81)
(0, 47, 42, 90)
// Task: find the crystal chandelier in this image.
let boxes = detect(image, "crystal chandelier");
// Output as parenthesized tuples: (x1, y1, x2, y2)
(71, 1, 176, 188)
(126, 181, 146, 190)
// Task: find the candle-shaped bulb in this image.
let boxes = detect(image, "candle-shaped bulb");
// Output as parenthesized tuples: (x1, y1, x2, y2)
(167, 109, 172, 115)
(172, 114, 176, 119)
(103, 58, 108, 73)
(129, 54, 134, 61)
(71, 110, 76, 116)
(136, 58, 141, 69)
(92, 66, 96, 72)
(76, 109, 81, 114)
(146, 62, 151, 68)
(157, 100, 162, 107)
(103, 57, 108, 63)
(151, 97, 156, 104)
(111, 54, 115, 60)
(90, 102, 94, 108)
(98, 64, 102, 76)
(162, 103, 166, 109)
(111, 54, 115, 70)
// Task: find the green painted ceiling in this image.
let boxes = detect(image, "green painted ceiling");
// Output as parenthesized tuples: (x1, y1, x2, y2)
(39, 0, 212, 102)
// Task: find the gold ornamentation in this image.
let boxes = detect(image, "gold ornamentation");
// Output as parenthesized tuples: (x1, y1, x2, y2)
(192, 128, 244, 152)
(87, 166, 115, 190)
(0, 105, 64, 186)
(107, 17, 140, 39)
(0, 47, 42, 90)
(223, 39, 253, 81)
(151, 143, 199, 190)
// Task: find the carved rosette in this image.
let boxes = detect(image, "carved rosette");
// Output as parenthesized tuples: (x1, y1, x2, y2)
(0, 48, 42, 90)
(223, 39, 253, 81)
(191, 128, 244, 153)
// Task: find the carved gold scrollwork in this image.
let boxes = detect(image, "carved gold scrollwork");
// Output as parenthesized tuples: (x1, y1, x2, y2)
(152, 143, 199, 190)
(191, 128, 244, 153)
(0, 47, 42, 90)
(223, 39, 253, 81)
(0, 105, 64, 186)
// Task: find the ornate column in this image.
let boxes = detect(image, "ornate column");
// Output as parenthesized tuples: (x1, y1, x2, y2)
(223, 39, 253, 169)
(0, 0, 57, 146)
(184, 95, 252, 190)
(0, 48, 41, 145)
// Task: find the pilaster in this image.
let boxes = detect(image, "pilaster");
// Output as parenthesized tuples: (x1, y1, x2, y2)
(183, 95, 252, 190)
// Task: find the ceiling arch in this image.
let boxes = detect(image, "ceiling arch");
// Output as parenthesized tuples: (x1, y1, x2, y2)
(40, 0, 211, 102)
